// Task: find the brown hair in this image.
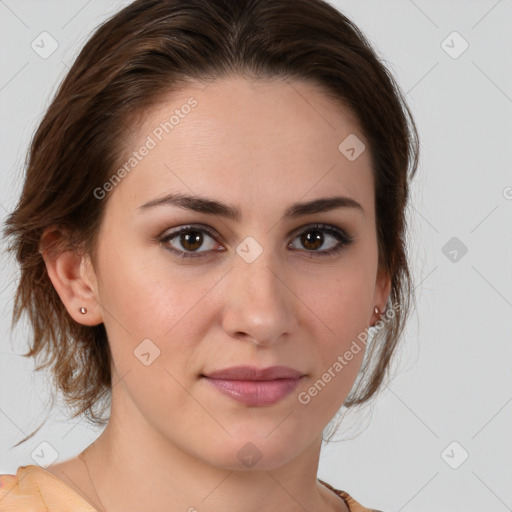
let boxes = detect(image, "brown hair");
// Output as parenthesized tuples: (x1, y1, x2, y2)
(2, 0, 419, 447)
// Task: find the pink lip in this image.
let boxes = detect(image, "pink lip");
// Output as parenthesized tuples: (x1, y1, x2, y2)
(202, 365, 305, 406)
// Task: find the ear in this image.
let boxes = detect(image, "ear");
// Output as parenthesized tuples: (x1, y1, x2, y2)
(371, 264, 392, 325)
(39, 227, 103, 326)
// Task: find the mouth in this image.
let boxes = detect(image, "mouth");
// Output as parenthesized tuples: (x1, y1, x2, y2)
(201, 365, 306, 406)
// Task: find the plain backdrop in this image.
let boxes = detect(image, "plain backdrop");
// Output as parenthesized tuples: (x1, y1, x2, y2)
(0, 1, 511, 511)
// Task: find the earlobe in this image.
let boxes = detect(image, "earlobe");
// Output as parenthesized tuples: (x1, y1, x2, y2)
(371, 266, 392, 326)
(39, 228, 103, 326)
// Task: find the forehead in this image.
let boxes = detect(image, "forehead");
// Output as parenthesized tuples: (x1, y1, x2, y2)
(107, 75, 374, 220)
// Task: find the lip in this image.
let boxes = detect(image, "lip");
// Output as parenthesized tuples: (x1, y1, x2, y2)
(204, 365, 304, 380)
(202, 365, 305, 406)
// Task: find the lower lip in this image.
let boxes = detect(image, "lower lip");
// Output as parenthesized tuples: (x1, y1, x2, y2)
(203, 377, 302, 406)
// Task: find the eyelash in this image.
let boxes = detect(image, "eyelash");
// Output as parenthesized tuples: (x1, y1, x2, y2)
(158, 223, 355, 260)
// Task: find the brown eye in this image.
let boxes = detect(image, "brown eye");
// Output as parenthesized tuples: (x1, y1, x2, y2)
(289, 224, 354, 255)
(160, 226, 221, 258)
(300, 229, 324, 250)
(179, 231, 203, 251)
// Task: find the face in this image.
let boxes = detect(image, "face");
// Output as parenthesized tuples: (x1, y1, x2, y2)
(83, 75, 389, 470)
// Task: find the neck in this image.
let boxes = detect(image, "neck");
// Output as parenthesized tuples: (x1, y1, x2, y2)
(78, 393, 345, 512)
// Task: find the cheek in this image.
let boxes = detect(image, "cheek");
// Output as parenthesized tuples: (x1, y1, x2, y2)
(96, 242, 221, 381)
(293, 255, 375, 401)
(96, 241, 194, 336)
(296, 280, 369, 417)
(298, 260, 375, 338)
(97, 250, 207, 409)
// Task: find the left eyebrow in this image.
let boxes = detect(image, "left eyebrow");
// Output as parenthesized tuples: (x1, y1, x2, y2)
(284, 196, 365, 219)
(137, 192, 365, 220)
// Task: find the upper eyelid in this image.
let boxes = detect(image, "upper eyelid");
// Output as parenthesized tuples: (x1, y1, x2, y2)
(161, 224, 217, 241)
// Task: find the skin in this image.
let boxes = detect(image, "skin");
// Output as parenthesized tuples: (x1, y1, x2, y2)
(41, 75, 391, 512)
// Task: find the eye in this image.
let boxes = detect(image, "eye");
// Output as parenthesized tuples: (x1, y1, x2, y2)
(288, 224, 354, 256)
(159, 225, 223, 258)
(159, 223, 354, 260)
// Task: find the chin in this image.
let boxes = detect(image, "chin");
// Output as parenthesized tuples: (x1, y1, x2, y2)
(195, 430, 307, 472)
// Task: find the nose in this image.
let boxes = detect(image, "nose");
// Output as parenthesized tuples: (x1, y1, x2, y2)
(220, 249, 298, 347)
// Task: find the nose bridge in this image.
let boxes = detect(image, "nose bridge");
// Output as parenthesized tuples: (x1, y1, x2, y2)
(222, 238, 297, 345)
(234, 233, 281, 291)
(238, 251, 279, 298)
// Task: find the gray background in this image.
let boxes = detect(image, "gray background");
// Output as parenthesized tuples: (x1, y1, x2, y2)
(0, 1, 511, 511)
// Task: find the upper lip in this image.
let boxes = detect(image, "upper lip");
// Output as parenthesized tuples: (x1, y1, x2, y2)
(203, 365, 304, 381)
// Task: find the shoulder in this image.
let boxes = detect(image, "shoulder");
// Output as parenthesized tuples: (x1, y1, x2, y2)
(0, 465, 98, 512)
(318, 478, 387, 512)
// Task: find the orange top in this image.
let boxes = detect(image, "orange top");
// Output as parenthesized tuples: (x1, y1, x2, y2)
(0, 465, 382, 512)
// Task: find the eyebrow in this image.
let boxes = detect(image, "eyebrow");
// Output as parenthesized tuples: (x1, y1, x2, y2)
(137, 192, 364, 220)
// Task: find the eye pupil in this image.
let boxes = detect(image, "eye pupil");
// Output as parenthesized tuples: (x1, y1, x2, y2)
(301, 230, 323, 250)
(181, 231, 203, 251)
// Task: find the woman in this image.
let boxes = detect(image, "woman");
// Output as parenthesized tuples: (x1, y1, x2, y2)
(0, 0, 418, 510)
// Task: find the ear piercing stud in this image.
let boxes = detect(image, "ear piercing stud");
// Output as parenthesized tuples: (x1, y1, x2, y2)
(79, 305, 382, 317)
(80, 305, 383, 317)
